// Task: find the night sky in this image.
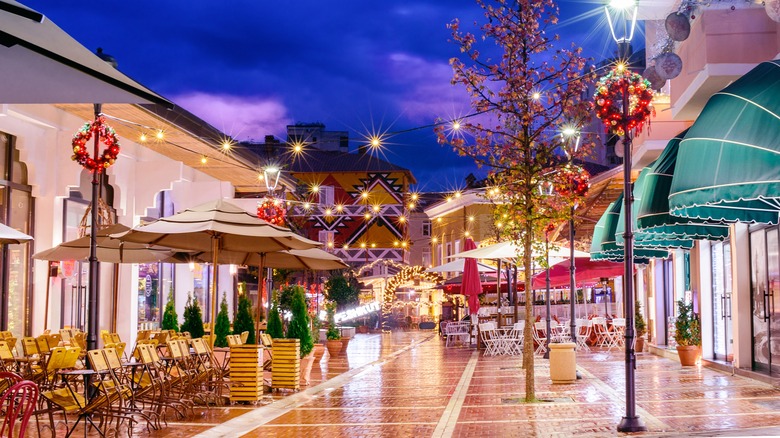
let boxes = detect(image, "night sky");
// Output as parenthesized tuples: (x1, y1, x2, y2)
(23, 0, 632, 190)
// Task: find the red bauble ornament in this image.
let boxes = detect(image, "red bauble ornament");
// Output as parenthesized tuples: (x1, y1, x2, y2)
(257, 197, 287, 226)
(554, 165, 590, 198)
(70, 116, 121, 172)
(593, 67, 655, 136)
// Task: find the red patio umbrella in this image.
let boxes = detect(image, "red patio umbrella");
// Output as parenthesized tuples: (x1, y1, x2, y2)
(531, 257, 624, 289)
(461, 238, 482, 315)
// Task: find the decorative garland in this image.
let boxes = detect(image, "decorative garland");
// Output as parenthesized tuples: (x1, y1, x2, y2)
(71, 116, 120, 172)
(381, 265, 442, 331)
(593, 67, 655, 136)
(257, 196, 287, 226)
(554, 165, 590, 198)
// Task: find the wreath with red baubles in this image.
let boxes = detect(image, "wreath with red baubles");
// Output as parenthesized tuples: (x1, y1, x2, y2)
(555, 165, 590, 198)
(71, 116, 120, 172)
(257, 197, 287, 226)
(593, 67, 655, 137)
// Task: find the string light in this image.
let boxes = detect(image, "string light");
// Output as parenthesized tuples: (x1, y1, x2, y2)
(155, 130, 164, 140)
(372, 204, 381, 213)
(408, 202, 416, 210)
(361, 191, 369, 199)
(221, 140, 233, 151)
(364, 212, 372, 220)
(324, 208, 333, 217)
(200, 156, 208, 164)
(139, 133, 147, 142)
(311, 185, 320, 193)
(336, 204, 344, 213)
(468, 216, 475, 222)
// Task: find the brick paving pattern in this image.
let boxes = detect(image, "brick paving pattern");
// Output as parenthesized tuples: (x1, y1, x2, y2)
(38, 332, 780, 437)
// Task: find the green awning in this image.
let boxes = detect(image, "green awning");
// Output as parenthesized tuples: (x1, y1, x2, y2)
(616, 167, 695, 250)
(636, 130, 730, 242)
(669, 59, 780, 224)
(590, 193, 667, 263)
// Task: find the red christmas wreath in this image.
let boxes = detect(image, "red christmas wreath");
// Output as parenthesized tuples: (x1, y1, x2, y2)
(554, 165, 590, 198)
(71, 116, 120, 172)
(257, 197, 287, 226)
(593, 67, 655, 136)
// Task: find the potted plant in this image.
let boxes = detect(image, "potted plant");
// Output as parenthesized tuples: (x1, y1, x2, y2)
(180, 294, 205, 339)
(213, 293, 231, 348)
(266, 304, 284, 340)
(635, 300, 647, 353)
(311, 315, 325, 364)
(285, 286, 315, 385)
(161, 288, 179, 332)
(325, 303, 342, 358)
(233, 293, 256, 344)
(674, 299, 701, 366)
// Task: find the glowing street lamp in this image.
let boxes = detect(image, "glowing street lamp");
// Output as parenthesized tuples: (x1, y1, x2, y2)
(605, 0, 646, 432)
(263, 166, 281, 194)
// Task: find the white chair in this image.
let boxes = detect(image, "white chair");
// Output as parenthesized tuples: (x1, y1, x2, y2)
(592, 317, 610, 347)
(479, 323, 501, 356)
(533, 321, 548, 355)
(608, 318, 626, 352)
(445, 322, 470, 347)
(575, 318, 591, 352)
(504, 321, 524, 355)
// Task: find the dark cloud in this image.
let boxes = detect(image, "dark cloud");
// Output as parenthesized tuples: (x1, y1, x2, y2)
(24, 0, 624, 190)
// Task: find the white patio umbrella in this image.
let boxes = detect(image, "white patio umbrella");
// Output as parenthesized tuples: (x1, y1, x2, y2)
(450, 241, 590, 263)
(113, 199, 321, 343)
(33, 223, 179, 331)
(426, 259, 496, 273)
(0, 222, 32, 244)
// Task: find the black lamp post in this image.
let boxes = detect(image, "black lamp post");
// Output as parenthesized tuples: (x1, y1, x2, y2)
(605, 0, 646, 432)
(86, 103, 101, 352)
(561, 127, 582, 343)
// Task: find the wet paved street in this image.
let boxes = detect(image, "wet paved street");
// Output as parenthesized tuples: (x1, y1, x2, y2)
(45, 332, 780, 437)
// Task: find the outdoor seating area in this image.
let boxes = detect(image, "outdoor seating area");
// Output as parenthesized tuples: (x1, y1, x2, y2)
(0, 326, 264, 436)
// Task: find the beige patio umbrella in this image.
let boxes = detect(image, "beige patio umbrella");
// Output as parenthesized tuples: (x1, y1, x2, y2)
(0, 222, 32, 244)
(177, 247, 348, 270)
(113, 199, 321, 343)
(33, 223, 178, 331)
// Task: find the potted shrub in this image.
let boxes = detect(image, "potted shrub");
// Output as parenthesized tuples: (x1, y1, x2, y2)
(674, 299, 701, 366)
(266, 304, 284, 340)
(233, 293, 256, 344)
(311, 315, 325, 364)
(161, 289, 179, 332)
(285, 286, 315, 385)
(635, 300, 647, 353)
(214, 293, 231, 348)
(325, 303, 342, 358)
(180, 294, 205, 339)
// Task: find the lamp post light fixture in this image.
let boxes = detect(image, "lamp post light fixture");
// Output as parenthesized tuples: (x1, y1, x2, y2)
(561, 127, 582, 343)
(605, 0, 646, 432)
(263, 166, 281, 194)
(262, 164, 281, 323)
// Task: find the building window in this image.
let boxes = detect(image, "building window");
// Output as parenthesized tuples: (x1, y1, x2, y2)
(422, 220, 431, 236)
(454, 240, 461, 255)
(422, 250, 431, 268)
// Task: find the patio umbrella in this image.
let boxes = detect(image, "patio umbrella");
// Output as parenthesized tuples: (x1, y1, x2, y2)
(669, 59, 780, 224)
(33, 223, 178, 331)
(175, 247, 348, 270)
(460, 238, 482, 315)
(451, 240, 590, 264)
(114, 199, 321, 343)
(531, 257, 624, 289)
(426, 259, 496, 273)
(0, 222, 32, 244)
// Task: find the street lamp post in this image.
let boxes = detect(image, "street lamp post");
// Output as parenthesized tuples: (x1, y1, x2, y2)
(561, 127, 581, 343)
(262, 166, 280, 331)
(605, 0, 646, 432)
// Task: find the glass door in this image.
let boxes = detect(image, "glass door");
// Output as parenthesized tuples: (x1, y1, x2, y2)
(712, 242, 733, 361)
(751, 226, 780, 374)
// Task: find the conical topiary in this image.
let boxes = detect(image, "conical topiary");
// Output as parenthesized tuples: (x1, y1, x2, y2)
(233, 293, 256, 344)
(214, 292, 231, 348)
(180, 294, 205, 339)
(161, 289, 179, 332)
(266, 304, 284, 339)
(286, 285, 313, 358)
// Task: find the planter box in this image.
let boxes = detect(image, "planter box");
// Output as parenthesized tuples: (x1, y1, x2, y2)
(272, 338, 300, 391)
(229, 344, 263, 402)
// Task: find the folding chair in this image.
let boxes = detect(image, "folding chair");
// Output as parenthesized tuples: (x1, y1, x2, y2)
(533, 321, 548, 355)
(575, 319, 591, 352)
(478, 323, 500, 356)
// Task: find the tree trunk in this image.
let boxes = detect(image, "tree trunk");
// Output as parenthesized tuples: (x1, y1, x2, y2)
(522, 232, 535, 402)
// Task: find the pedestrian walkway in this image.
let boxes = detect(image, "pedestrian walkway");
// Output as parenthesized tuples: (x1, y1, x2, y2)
(130, 333, 780, 437)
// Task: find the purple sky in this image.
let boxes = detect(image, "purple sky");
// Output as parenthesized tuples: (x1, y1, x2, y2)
(24, 0, 629, 190)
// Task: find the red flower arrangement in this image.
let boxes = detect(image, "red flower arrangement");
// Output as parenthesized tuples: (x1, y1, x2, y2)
(593, 67, 655, 136)
(257, 197, 287, 226)
(71, 116, 120, 172)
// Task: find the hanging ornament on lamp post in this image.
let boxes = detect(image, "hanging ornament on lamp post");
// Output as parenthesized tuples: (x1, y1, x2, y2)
(593, 66, 655, 138)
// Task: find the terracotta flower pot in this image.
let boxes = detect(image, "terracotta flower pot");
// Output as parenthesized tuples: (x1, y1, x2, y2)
(636, 337, 645, 353)
(326, 339, 342, 357)
(312, 343, 325, 363)
(677, 345, 700, 366)
(300, 354, 315, 386)
(340, 337, 351, 355)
